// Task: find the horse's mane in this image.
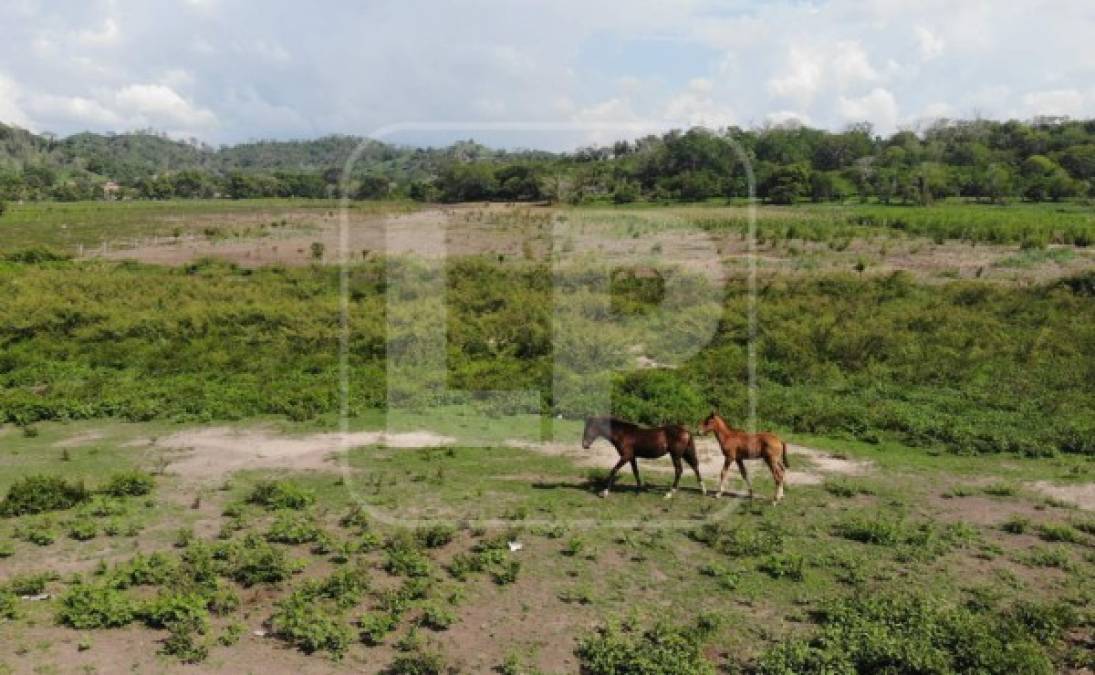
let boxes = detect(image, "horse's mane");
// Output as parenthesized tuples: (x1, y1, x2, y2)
(588, 416, 640, 430)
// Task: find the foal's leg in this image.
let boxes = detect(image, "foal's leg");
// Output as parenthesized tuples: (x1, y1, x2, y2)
(716, 458, 732, 498)
(629, 459, 643, 490)
(766, 457, 785, 502)
(600, 457, 628, 498)
(736, 458, 753, 498)
(666, 454, 683, 499)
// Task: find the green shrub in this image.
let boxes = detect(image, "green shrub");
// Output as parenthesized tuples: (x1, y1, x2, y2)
(139, 592, 210, 632)
(0, 540, 14, 557)
(3, 246, 72, 263)
(247, 481, 315, 510)
(105, 552, 179, 589)
(384, 535, 433, 578)
(16, 519, 57, 546)
(68, 518, 97, 541)
(0, 590, 18, 620)
(698, 563, 740, 590)
(824, 480, 875, 498)
(758, 553, 806, 581)
(1023, 546, 1073, 569)
(359, 611, 399, 645)
(6, 572, 52, 596)
(269, 590, 352, 658)
(265, 511, 322, 544)
(415, 524, 455, 549)
(1001, 515, 1030, 534)
(57, 584, 136, 629)
(1, 475, 88, 516)
(417, 602, 455, 630)
(755, 593, 1057, 675)
(386, 648, 448, 675)
(224, 536, 298, 586)
(690, 521, 783, 557)
(307, 566, 371, 609)
(1036, 522, 1082, 543)
(100, 470, 155, 497)
(577, 618, 716, 675)
(217, 621, 244, 646)
(162, 624, 209, 664)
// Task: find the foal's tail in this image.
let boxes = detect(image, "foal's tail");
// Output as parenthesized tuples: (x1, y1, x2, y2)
(781, 440, 790, 469)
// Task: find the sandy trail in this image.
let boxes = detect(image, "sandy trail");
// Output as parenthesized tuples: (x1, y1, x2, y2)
(1028, 481, 1095, 511)
(149, 426, 455, 479)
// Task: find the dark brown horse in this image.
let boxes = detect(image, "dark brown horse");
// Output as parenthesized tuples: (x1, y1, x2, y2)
(582, 416, 706, 499)
(698, 412, 789, 502)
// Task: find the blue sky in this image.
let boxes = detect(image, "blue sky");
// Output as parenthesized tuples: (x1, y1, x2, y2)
(3, 0, 1095, 149)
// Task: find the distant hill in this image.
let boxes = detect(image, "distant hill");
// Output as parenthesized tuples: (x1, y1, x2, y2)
(1, 117, 1093, 205)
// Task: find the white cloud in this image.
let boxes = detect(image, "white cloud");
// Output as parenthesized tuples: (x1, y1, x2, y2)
(914, 26, 944, 61)
(766, 110, 812, 127)
(1021, 89, 1085, 118)
(767, 47, 824, 104)
(831, 41, 878, 85)
(27, 94, 121, 127)
(114, 84, 217, 131)
(839, 87, 899, 132)
(662, 78, 736, 128)
(0, 73, 32, 129)
(77, 17, 121, 47)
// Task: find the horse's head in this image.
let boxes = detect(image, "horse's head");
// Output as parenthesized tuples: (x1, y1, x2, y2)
(581, 417, 604, 449)
(698, 410, 719, 435)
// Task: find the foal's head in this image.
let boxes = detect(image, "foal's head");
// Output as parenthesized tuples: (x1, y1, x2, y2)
(581, 417, 609, 449)
(698, 411, 721, 435)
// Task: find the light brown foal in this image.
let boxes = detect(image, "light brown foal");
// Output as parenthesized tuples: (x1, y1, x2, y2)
(698, 412, 789, 502)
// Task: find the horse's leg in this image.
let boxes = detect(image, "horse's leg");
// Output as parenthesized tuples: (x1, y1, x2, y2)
(629, 459, 643, 490)
(737, 458, 753, 498)
(666, 454, 683, 499)
(766, 456, 785, 503)
(716, 458, 731, 498)
(600, 457, 628, 498)
(684, 450, 706, 496)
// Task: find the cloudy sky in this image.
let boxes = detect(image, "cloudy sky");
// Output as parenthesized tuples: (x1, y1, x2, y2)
(3, 0, 1095, 149)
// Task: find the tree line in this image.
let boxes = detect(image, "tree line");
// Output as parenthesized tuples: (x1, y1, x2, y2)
(2, 117, 1095, 206)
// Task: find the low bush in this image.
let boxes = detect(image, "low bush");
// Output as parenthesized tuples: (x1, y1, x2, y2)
(755, 593, 1062, 674)
(57, 584, 137, 629)
(6, 572, 52, 596)
(386, 648, 448, 675)
(417, 602, 455, 631)
(0, 591, 18, 620)
(100, 470, 155, 497)
(360, 611, 399, 645)
(1001, 515, 1030, 534)
(224, 535, 299, 586)
(1036, 522, 1083, 543)
(247, 481, 315, 510)
(265, 511, 323, 544)
(1, 475, 88, 516)
(415, 524, 455, 549)
(690, 521, 784, 557)
(162, 624, 209, 664)
(758, 553, 806, 581)
(105, 551, 179, 589)
(68, 518, 98, 541)
(269, 590, 352, 658)
(139, 592, 210, 632)
(577, 617, 716, 675)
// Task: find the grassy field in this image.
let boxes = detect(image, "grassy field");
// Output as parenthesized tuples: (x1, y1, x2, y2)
(0, 199, 1093, 673)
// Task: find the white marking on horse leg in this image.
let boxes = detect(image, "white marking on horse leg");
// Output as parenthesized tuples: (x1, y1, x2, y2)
(599, 488, 609, 498)
(775, 482, 784, 501)
(664, 489, 675, 499)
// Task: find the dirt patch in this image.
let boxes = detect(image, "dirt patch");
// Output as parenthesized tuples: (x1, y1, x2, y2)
(150, 426, 455, 479)
(790, 445, 872, 475)
(1028, 480, 1095, 511)
(52, 430, 105, 448)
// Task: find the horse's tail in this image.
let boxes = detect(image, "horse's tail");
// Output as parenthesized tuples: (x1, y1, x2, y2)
(781, 440, 790, 468)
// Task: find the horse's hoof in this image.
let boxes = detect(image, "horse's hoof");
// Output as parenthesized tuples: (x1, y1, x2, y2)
(599, 489, 609, 498)
(664, 492, 674, 499)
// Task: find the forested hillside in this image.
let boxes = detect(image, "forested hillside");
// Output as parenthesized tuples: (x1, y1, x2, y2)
(1, 117, 1094, 205)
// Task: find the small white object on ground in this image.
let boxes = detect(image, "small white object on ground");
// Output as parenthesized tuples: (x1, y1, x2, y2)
(507, 541, 523, 552)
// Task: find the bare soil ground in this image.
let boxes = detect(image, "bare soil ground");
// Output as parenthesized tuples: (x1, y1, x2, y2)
(80, 204, 1094, 284)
